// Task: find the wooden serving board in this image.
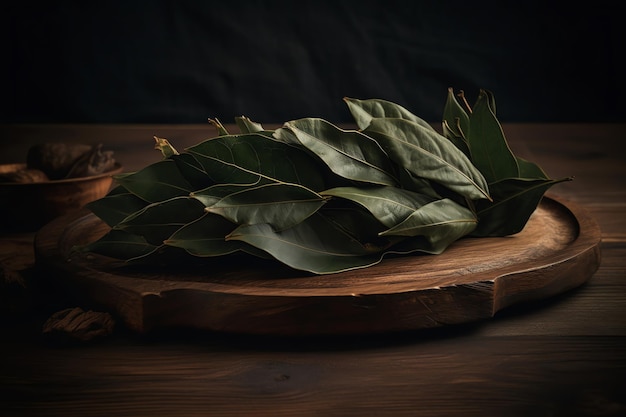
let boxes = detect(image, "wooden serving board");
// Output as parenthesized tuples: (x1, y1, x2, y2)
(34, 196, 601, 336)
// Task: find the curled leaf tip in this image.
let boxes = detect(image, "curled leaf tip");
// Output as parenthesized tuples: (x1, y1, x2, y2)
(208, 118, 230, 135)
(154, 136, 179, 158)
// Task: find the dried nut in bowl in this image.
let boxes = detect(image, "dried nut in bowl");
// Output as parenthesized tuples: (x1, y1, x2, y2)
(0, 143, 121, 232)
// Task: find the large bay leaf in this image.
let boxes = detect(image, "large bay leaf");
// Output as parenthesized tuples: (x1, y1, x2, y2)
(275, 118, 398, 186)
(114, 159, 194, 203)
(204, 182, 327, 230)
(169, 153, 214, 190)
(379, 199, 477, 251)
(472, 176, 572, 236)
(467, 90, 519, 183)
(186, 133, 326, 191)
(164, 213, 253, 257)
(226, 213, 384, 274)
(192, 182, 266, 207)
(86, 185, 148, 227)
(320, 202, 399, 252)
(344, 97, 436, 132)
(116, 196, 206, 245)
(321, 186, 435, 228)
(363, 117, 490, 200)
(395, 168, 441, 198)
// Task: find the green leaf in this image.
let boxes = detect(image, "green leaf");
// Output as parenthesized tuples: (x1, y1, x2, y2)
(116, 197, 206, 245)
(395, 168, 441, 198)
(154, 136, 179, 158)
(472, 176, 572, 236)
(467, 89, 519, 183)
(186, 133, 326, 191)
(164, 213, 249, 257)
(203, 182, 328, 231)
(363, 117, 491, 201)
(379, 199, 477, 250)
(80, 229, 159, 261)
(209, 118, 230, 136)
(114, 159, 194, 203)
(320, 202, 398, 252)
(85, 185, 148, 227)
(192, 182, 262, 207)
(235, 116, 265, 133)
(516, 157, 548, 179)
(321, 186, 435, 228)
(81, 92, 572, 274)
(442, 120, 471, 157)
(271, 127, 301, 146)
(344, 97, 436, 132)
(442, 88, 471, 156)
(226, 213, 385, 274)
(442, 88, 470, 138)
(169, 153, 214, 190)
(275, 118, 399, 186)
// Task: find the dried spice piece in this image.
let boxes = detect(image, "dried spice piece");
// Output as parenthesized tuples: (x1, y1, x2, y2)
(26, 143, 116, 180)
(42, 307, 115, 343)
(82, 90, 571, 274)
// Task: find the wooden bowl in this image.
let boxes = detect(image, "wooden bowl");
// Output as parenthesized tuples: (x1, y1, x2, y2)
(0, 163, 123, 232)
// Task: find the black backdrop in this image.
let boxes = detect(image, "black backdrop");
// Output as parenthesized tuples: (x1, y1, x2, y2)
(3, 1, 624, 125)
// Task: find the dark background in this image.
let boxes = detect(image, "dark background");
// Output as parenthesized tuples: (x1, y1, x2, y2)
(2, 1, 624, 125)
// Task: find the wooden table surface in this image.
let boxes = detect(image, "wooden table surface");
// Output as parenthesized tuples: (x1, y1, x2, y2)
(0, 123, 624, 417)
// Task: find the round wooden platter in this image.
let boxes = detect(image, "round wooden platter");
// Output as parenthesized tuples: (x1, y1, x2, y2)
(34, 195, 601, 336)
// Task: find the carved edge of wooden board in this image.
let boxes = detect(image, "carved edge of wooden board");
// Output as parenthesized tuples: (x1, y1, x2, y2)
(34, 195, 602, 336)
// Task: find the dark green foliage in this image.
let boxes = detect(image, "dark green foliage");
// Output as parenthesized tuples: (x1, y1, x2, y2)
(82, 91, 570, 274)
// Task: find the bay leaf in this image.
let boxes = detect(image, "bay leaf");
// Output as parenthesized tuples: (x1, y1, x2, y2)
(271, 126, 301, 146)
(208, 118, 230, 136)
(379, 199, 477, 252)
(472, 176, 572, 236)
(191, 183, 266, 207)
(186, 133, 326, 191)
(320, 202, 398, 252)
(204, 182, 327, 231)
(164, 213, 250, 257)
(276, 118, 399, 186)
(321, 185, 435, 228)
(467, 89, 519, 183)
(235, 116, 264, 133)
(344, 97, 436, 132)
(442, 119, 471, 157)
(516, 156, 548, 179)
(116, 196, 206, 245)
(363, 117, 490, 201)
(114, 159, 194, 203)
(85, 185, 148, 227)
(226, 213, 384, 274)
(442, 88, 470, 156)
(154, 136, 179, 158)
(395, 168, 441, 198)
(169, 153, 214, 190)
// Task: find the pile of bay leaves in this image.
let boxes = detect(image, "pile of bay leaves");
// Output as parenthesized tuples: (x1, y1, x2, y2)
(82, 89, 570, 274)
